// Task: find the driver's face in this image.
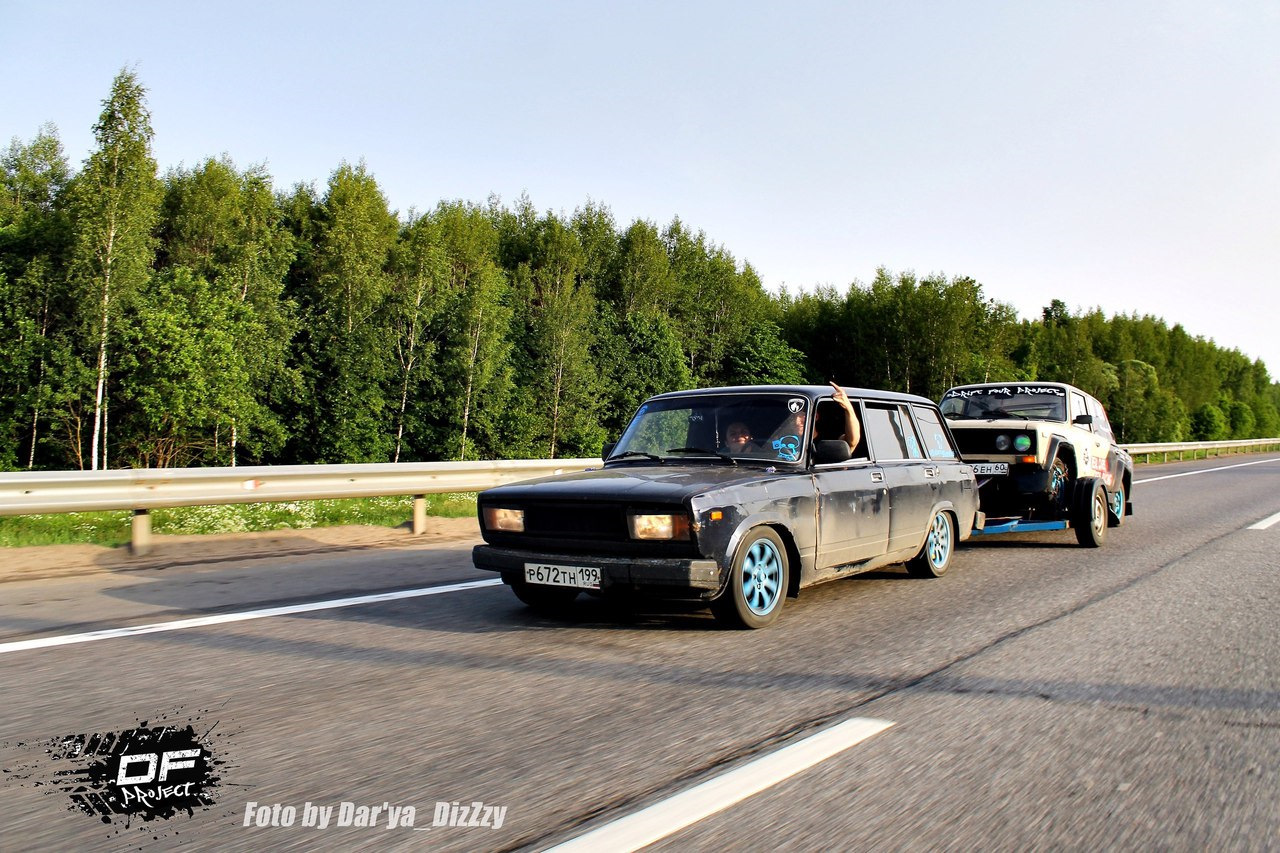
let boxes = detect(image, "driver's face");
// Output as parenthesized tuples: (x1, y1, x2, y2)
(726, 423, 752, 447)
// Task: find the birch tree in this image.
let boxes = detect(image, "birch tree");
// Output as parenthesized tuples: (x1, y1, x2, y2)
(65, 69, 162, 469)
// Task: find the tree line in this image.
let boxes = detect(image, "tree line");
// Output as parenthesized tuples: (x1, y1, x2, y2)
(2, 70, 1276, 471)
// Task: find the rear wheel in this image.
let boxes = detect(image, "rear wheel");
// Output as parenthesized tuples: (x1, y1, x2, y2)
(713, 527, 789, 629)
(907, 510, 955, 578)
(1073, 478, 1107, 547)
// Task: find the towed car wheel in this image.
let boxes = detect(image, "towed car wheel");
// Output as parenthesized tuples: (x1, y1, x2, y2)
(713, 527, 788, 629)
(907, 510, 954, 578)
(1073, 477, 1107, 547)
(1047, 457, 1071, 510)
(1108, 483, 1126, 528)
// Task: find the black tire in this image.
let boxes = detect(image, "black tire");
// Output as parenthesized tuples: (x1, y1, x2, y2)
(508, 576, 580, 614)
(712, 527, 789, 629)
(1073, 477, 1107, 547)
(1107, 481, 1126, 528)
(907, 510, 955, 578)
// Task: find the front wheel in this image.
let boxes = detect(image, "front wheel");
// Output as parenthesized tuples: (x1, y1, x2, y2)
(1073, 478, 1107, 547)
(712, 527, 789, 629)
(907, 510, 955, 578)
(508, 576, 580, 614)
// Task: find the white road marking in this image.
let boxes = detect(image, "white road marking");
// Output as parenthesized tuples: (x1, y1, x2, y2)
(1135, 457, 1279, 484)
(546, 717, 896, 853)
(0, 578, 503, 655)
(1248, 510, 1280, 530)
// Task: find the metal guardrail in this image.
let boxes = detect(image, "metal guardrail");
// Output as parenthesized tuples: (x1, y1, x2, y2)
(0, 459, 601, 555)
(2, 438, 1278, 556)
(1120, 438, 1280, 462)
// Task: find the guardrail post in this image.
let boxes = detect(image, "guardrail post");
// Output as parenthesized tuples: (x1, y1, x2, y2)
(412, 495, 427, 535)
(131, 509, 152, 556)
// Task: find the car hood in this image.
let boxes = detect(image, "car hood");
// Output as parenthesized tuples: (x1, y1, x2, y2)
(480, 463, 790, 504)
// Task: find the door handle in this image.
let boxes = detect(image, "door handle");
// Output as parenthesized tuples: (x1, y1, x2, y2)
(871, 472, 884, 483)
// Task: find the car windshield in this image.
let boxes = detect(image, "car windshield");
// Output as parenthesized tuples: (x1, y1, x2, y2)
(610, 393, 812, 464)
(941, 385, 1067, 422)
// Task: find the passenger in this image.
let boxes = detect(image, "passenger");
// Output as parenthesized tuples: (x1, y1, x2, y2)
(768, 382, 862, 461)
(827, 382, 862, 450)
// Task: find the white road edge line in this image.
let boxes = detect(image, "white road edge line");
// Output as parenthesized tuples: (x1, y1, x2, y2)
(545, 717, 896, 853)
(1248, 510, 1280, 531)
(1134, 457, 1279, 484)
(0, 578, 504, 655)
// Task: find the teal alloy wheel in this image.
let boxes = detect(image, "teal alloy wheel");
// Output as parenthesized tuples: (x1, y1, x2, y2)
(907, 510, 955, 578)
(1108, 484, 1126, 527)
(742, 537, 783, 616)
(713, 527, 790, 629)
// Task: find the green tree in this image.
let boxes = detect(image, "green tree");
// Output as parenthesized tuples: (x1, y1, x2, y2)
(593, 307, 692, 439)
(113, 267, 258, 466)
(303, 163, 399, 462)
(1189, 402, 1228, 441)
(422, 201, 513, 460)
(388, 213, 447, 461)
(157, 157, 297, 463)
(64, 69, 163, 469)
(0, 126, 72, 469)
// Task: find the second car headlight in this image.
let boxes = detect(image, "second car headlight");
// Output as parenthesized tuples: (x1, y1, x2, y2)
(994, 434, 1011, 451)
(628, 512, 691, 540)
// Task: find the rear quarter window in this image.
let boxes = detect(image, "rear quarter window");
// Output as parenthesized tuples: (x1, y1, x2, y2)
(912, 405, 958, 459)
(865, 403, 925, 460)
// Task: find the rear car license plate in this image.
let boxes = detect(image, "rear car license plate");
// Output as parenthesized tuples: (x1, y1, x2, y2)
(524, 563, 602, 590)
(971, 463, 1009, 475)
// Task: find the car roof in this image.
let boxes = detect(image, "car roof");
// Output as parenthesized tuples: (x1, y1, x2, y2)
(647, 384, 938, 406)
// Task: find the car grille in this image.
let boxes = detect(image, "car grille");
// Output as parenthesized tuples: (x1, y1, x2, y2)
(524, 502, 626, 540)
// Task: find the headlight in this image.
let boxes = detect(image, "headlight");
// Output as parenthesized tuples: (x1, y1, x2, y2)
(483, 507, 525, 532)
(628, 512, 691, 540)
(994, 434, 1011, 451)
(1013, 434, 1032, 452)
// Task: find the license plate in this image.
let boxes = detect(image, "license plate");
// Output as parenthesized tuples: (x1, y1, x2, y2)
(971, 463, 1009, 475)
(524, 563, 602, 590)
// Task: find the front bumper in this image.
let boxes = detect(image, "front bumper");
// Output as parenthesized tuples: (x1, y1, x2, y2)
(472, 545, 723, 597)
(974, 465, 1062, 518)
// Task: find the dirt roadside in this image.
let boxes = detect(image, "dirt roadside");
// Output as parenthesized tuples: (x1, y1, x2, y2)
(0, 516, 483, 583)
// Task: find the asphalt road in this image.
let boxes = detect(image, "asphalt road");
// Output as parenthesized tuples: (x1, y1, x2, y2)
(2, 454, 1278, 852)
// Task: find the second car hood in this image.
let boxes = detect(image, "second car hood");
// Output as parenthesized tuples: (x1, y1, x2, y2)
(481, 463, 790, 504)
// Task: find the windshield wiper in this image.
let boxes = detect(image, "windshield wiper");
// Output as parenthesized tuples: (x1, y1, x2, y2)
(666, 447, 738, 465)
(608, 450, 663, 464)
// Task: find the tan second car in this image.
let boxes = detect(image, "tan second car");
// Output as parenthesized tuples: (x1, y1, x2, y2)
(940, 382, 1133, 546)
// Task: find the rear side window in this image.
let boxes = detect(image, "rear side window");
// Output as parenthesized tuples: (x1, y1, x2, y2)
(1087, 397, 1114, 441)
(912, 405, 958, 459)
(864, 404, 924, 460)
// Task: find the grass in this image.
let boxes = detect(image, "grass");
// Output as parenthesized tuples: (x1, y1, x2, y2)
(0, 493, 478, 548)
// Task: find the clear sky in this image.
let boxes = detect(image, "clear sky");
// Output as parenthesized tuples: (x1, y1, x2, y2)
(4, 1, 1278, 374)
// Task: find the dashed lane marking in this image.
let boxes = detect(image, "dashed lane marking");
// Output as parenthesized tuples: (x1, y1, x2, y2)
(545, 717, 896, 853)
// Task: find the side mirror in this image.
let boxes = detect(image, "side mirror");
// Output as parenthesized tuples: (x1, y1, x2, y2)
(1073, 414, 1094, 426)
(812, 440, 851, 465)
(602, 442, 616, 459)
